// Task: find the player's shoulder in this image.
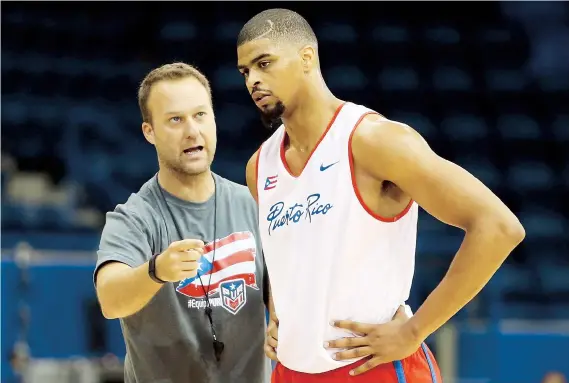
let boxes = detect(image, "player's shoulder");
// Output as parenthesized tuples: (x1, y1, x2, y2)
(353, 112, 425, 151)
(246, 147, 260, 171)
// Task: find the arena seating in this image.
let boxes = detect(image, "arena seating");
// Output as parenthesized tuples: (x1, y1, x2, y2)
(2, 2, 568, 320)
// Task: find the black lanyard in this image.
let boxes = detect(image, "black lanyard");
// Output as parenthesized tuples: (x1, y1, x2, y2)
(155, 174, 225, 362)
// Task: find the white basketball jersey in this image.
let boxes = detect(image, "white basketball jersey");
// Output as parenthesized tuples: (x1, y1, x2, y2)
(256, 102, 419, 374)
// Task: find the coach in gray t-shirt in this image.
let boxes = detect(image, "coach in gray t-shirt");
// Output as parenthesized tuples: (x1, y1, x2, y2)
(94, 63, 271, 383)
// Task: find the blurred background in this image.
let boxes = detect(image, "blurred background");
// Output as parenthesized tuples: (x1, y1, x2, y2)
(1, 2, 568, 383)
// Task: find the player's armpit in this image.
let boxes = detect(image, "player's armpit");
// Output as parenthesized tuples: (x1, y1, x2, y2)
(245, 149, 260, 203)
(351, 116, 524, 238)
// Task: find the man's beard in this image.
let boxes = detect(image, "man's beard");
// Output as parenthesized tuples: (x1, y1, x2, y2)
(161, 156, 209, 177)
(259, 101, 285, 130)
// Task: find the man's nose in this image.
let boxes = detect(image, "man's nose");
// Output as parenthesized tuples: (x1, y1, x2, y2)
(247, 72, 262, 91)
(183, 120, 200, 139)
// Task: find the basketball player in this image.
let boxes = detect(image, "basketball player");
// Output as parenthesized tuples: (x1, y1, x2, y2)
(237, 9, 526, 382)
(94, 63, 271, 383)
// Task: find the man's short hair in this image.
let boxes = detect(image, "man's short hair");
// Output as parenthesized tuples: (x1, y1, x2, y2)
(237, 8, 318, 49)
(138, 62, 212, 123)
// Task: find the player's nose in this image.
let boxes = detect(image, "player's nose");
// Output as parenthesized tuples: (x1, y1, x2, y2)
(246, 72, 262, 90)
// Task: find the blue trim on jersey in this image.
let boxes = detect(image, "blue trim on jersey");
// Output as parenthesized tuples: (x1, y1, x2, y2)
(421, 343, 438, 383)
(393, 360, 407, 383)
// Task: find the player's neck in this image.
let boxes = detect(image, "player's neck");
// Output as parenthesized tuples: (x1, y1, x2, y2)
(282, 82, 343, 153)
(157, 167, 215, 203)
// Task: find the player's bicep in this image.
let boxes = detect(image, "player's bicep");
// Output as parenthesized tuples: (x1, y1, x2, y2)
(397, 153, 500, 230)
(354, 120, 513, 231)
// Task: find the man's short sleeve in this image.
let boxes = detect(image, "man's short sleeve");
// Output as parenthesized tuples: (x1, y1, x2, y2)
(94, 204, 153, 285)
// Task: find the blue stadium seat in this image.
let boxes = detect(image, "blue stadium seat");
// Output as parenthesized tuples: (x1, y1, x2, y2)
(417, 232, 463, 257)
(432, 66, 472, 91)
(552, 115, 569, 142)
(539, 75, 569, 92)
(424, 26, 461, 45)
(519, 209, 567, 240)
(548, 305, 569, 319)
(538, 262, 569, 300)
(486, 69, 527, 91)
(317, 23, 358, 43)
(371, 25, 410, 43)
(508, 162, 556, 192)
(212, 158, 245, 183)
(497, 114, 541, 140)
(214, 66, 244, 91)
(2, 96, 27, 124)
(479, 28, 512, 44)
(1, 51, 18, 71)
(441, 114, 488, 141)
(563, 167, 569, 189)
(215, 103, 257, 137)
(502, 303, 546, 319)
(52, 55, 85, 77)
(215, 22, 242, 42)
(499, 264, 536, 294)
(325, 66, 368, 90)
(160, 22, 197, 41)
(378, 67, 419, 91)
(417, 211, 447, 235)
(1, 203, 22, 228)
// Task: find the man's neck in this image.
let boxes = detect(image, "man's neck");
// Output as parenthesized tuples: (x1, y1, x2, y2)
(157, 167, 215, 203)
(281, 79, 344, 153)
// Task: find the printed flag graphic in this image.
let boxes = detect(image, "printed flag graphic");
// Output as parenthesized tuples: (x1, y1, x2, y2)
(264, 175, 278, 190)
(176, 231, 258, 299)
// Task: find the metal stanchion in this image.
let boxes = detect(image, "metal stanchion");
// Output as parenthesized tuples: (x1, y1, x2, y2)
(10, 242, 33, 383)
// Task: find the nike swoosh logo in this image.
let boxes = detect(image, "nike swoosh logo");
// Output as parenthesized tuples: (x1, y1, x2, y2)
(320, 161, 339, 171)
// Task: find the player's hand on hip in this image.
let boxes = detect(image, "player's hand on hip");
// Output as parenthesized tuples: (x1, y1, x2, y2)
(264, 313, 279, 361)
(155, 239, 205, 282)
(325, 305, 421, 376)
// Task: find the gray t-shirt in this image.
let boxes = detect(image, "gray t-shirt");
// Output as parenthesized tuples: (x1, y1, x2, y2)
(94, 173, 271, 383)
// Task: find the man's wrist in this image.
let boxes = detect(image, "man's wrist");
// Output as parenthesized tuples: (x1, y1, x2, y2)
(404, 316, 426, 345)
(148, 253, 166, 284)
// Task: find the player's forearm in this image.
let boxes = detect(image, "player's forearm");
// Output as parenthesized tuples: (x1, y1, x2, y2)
(97, 262, 164, 319)
(406, 217, 525, 341)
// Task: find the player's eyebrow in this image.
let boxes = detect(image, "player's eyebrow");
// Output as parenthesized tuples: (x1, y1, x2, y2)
(237, 53, 271, 70)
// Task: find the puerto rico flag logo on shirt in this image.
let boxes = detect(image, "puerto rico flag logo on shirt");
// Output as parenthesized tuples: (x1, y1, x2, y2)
(176, 231, 258, 315)
(264, 175, 278, 190)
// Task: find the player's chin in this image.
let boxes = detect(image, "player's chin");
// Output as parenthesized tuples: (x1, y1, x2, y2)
(261, 103, 283, 118)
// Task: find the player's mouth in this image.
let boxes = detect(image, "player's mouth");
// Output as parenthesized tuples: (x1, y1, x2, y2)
(252, 91, 272, 105)
(183, 146, 204, 157)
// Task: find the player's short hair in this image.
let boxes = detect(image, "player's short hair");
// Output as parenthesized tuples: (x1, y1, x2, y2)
(138, 62, 212, 123)
(237, 8, 318, 49)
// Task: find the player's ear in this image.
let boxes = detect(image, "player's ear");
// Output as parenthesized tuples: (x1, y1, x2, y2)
(299, 45, 317, 72)
(142, 122, 156, 145)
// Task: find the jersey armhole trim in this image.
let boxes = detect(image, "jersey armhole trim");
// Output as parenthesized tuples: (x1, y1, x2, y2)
(348, 112, 414, 223)
(254, 143, 263, 204)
